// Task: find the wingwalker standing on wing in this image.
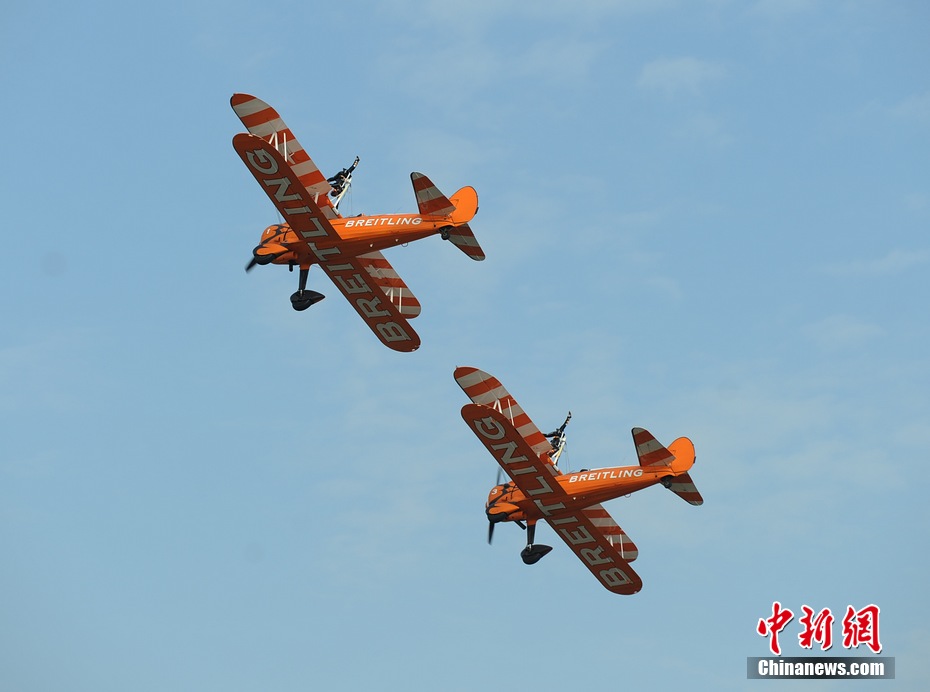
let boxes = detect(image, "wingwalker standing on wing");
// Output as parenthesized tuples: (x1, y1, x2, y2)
(230, 93, 484, 352)
(455, 367, 704, 595)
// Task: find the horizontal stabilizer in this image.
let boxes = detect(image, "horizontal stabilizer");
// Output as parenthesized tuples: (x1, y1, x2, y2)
(411, 172, 455, 216)
(632, 427, 674, 468)
(666, 471, 704, 506)
(446, 222, 485, 261)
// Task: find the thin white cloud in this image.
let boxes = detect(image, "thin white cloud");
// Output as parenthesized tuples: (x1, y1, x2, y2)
(891, 91, 930, 124)
(637, 56, 725, 97)
(823, 249, 930, 277)
(750, 0, 819, 20)
(402, 0, 670, 24)
(671, 112, 735, 146)
(804, 314, 884, 351)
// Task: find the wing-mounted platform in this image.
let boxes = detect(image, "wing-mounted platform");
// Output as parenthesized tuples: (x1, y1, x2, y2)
(230, 93, 338, 220)
(356, 251, 422, 319)
(454, 366, 556, 466)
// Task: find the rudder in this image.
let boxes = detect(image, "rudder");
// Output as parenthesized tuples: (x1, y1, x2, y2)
(667, 437, 703, 506)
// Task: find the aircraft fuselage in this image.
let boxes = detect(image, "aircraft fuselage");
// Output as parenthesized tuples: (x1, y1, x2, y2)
(255, 214, 450, 267)
(486, 463, 673, 524)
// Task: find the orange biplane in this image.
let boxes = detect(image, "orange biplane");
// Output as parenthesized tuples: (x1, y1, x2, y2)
(230, 93, 484, 352)
(455, 366, 704, 594)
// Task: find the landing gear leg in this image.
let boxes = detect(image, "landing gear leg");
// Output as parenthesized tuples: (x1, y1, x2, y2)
(520, 521, 553, 565)
(290, 265, 325, 311)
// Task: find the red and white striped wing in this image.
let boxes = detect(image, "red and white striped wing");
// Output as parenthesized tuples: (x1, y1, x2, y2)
(581, 504, 639, 561)
(318, 255, 420, 352)
(356, 251, 421, 319)
(230, 93, 337, 219)
(232, 133, 339, 243)
(454, 367, 555, 462)
(548, 507, 643, 595)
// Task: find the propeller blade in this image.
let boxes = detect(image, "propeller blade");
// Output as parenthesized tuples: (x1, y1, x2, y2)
(487, 521, 495, 545)
(245, 257, 258, 272)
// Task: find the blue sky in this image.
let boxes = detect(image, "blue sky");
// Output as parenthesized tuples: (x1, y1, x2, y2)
(2, 1, 928, 689)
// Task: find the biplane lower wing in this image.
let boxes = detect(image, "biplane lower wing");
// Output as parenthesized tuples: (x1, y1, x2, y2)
(454, 367, 555, 461)
(549, 504, 643, 595)
(356, 251, 421, 319)
(318, 255, 420, 352)
(461, 403, 563, 491)
(582, 504, 639, 562)
(232, 133, 340, 244)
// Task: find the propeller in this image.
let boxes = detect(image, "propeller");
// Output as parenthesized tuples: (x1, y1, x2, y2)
(487, 466, 505, 544)
(245, 257, 258, 272)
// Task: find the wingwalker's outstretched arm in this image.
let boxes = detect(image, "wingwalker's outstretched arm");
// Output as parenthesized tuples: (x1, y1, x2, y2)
(328, 156, 360, 207)
(545, 411, 572, 466)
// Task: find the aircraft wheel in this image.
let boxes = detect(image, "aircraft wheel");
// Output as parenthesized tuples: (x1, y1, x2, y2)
(520, 544, 553, 565)
(290, 290, 325, 311)
(439, 226, 452, 240)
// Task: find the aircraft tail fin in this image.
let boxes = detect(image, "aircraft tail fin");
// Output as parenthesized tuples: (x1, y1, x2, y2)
(411, 173, 485, 261)
(632, 428, 703, 506)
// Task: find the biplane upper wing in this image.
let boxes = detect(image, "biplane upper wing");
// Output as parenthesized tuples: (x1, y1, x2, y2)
(461, 404, 642, 595)
(454, 366, 555, 463)
(318, 254, 421, 352)
(356, 251, 422, 319)
(230, 93, 338, 219)
(232, 133, 340, 244)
